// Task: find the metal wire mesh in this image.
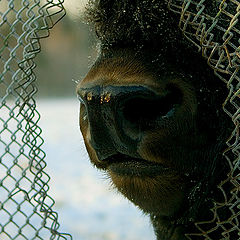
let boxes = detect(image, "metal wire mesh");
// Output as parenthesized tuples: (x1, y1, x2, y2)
(167, 0, 240, 239)
(1, 0, 240, 239)
(0, 0, 72, 239)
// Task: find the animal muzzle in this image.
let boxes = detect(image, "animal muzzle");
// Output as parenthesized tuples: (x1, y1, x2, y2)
(78, 85, 182, 161)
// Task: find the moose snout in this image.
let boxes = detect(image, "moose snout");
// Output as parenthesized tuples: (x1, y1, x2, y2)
(78, 84, 182, 161)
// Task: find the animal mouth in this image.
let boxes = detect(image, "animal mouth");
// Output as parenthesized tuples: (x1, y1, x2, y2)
(104, 153, 169, 177)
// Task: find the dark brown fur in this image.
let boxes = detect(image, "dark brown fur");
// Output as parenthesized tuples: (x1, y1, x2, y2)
(77, 1, 232, 239)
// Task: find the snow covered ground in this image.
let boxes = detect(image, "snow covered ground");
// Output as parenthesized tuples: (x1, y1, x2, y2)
(38, 98, 155, 240)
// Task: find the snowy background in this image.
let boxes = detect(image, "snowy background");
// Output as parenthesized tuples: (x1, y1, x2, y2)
(38, 98, 155, 240)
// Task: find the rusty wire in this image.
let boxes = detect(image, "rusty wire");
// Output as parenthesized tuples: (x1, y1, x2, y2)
(0, 0, 72, 239)
(167, 0, 240, 239)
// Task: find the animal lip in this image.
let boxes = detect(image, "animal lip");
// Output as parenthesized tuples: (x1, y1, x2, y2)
(104, 154, 169, 177)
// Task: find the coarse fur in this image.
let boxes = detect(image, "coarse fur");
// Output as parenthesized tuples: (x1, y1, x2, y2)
(77, 1, 233, 239)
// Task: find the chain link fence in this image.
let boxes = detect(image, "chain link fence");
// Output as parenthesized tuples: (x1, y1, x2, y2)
(167, 0, 240, 239)
(1, 0, 240, 239)
(0, 0, 72, 239)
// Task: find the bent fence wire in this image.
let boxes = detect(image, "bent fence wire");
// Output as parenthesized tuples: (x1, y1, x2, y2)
(0, 0, 72, 239)
(167, 0, 240, 239)
(1, 0, 240, 240)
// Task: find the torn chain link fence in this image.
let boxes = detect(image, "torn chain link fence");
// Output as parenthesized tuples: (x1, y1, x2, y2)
(0, 0, 72, 239)
(167, 0, 240, 239)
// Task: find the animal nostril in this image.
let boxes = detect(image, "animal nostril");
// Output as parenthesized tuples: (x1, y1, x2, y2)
(121, 85, 182, 125)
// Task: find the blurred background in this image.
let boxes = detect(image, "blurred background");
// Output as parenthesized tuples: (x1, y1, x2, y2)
(35, 1, 96, 98)
(35, 1, 155, 239)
